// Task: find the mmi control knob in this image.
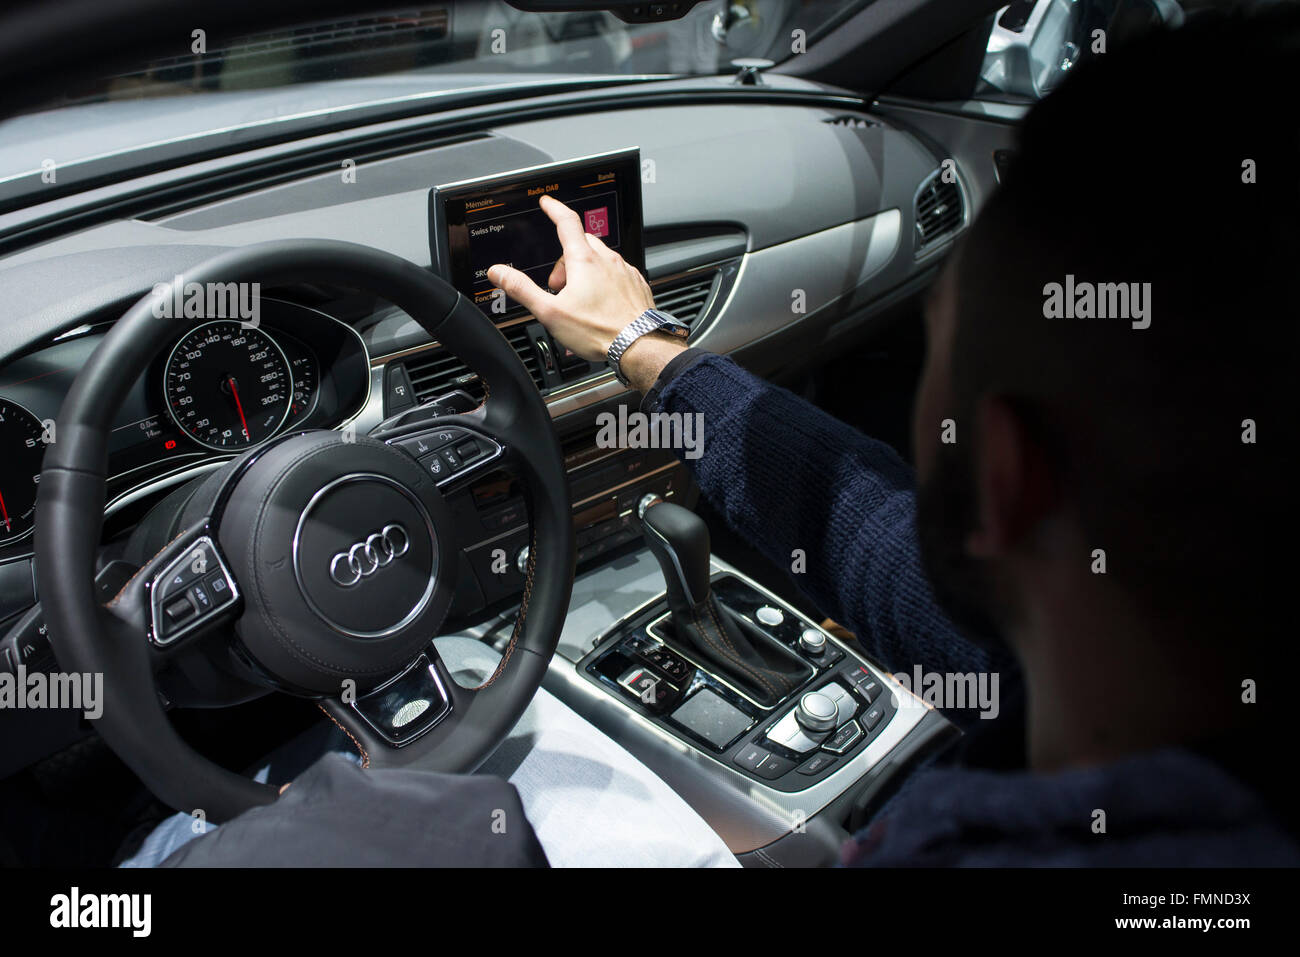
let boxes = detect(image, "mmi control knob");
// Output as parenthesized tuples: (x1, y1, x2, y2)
(795, 691, 839, 733)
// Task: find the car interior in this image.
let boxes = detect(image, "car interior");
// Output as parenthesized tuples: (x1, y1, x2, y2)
(0, 0, 1196, 867)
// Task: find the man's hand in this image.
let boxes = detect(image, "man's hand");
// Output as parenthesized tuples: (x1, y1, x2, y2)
(486, 195, 685, 393)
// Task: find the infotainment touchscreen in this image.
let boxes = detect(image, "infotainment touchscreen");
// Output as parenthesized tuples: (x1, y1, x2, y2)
(429, 148, 645, 321)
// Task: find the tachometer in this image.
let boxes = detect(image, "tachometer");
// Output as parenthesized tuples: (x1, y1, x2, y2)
(163, 321, 293, 451)
(0, 400, 48, 546)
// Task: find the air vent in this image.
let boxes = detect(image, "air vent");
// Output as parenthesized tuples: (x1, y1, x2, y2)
(403, 325, 542, 405)
(400, 266, 722, 403)
(914, 169, 965, 254)
(650, 269, 719, 326)
(824, 115, 879, 130)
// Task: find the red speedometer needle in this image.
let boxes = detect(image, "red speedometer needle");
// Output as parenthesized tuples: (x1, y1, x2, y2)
(0, 488, 10, 532)
(227, 376, 250, 441)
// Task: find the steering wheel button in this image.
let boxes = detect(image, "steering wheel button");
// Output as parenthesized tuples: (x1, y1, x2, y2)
(422, 454, 446, 477)
(440, 448, 462, 469)
(204, 572, 231, 603)
(397, 435, 437, 457)
(189, 581, 213, 613)
(164, 596, 195, 624)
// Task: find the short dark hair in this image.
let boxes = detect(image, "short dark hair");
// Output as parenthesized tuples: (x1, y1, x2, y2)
(948, 6, 1298, 649)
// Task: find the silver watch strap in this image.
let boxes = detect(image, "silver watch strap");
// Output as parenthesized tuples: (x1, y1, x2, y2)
(607, 312, 663, 370)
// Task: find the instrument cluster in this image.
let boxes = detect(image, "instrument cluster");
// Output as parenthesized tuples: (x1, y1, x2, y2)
(0, 298, 370, 553)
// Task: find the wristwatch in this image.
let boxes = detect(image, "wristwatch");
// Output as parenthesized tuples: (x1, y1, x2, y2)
(606, 309, 691, 386)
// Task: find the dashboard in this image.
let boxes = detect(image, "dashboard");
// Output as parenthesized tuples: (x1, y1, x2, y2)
(0, 74, 989, 696)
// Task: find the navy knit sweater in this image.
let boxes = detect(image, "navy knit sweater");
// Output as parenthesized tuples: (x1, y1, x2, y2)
(648, 350, 1298, 866)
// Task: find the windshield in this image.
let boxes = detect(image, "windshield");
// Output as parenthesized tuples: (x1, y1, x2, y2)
(0, 1, 866, 195)
(54, 1, 862, 104)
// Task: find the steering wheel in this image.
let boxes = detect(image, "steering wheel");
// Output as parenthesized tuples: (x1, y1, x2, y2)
(34, 240, 575, 823)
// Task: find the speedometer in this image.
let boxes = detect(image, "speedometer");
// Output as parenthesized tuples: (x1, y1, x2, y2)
(163, 321, 293, 451)
(0, 400, 47, 546)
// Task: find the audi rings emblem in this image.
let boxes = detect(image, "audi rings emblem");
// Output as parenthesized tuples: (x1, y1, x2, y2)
(329, 524, 411, 587)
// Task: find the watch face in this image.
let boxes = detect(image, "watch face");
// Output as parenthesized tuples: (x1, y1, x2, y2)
(649, 311, 690, 337)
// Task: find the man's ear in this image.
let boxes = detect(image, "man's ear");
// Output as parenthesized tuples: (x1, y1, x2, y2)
(966, 395, 1057, 557)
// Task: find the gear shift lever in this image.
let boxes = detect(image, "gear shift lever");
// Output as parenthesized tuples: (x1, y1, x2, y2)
(638, 496, 806, 707)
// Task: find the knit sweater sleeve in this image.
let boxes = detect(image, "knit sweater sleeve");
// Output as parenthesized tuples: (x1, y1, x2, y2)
(649, 351, 996, 680)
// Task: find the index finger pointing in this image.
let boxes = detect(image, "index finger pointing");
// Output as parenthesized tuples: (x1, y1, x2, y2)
(539, 195, 592, 261)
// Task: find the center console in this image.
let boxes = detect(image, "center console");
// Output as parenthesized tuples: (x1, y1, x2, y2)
(580, 572, 903, 791)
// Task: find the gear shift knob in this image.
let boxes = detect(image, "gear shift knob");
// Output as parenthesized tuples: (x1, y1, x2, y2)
(638, 498, 713, 617)
(637, 497, 808, 708)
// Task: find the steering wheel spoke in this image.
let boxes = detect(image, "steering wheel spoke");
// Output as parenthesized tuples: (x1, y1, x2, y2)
(104, 520, 242, 655)
(373, 412, 512, 494)
(318, 644, 470, 761)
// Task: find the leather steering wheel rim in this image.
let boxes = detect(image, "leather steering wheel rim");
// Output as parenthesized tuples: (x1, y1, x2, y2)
(35, 239, 574, 823)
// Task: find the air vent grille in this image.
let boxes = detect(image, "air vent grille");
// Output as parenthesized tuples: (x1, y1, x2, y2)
(914, 170, 965, 253)
(404, 325, 541, 404)
(650, 269, 718, 326)
(399, 265, 722, 403)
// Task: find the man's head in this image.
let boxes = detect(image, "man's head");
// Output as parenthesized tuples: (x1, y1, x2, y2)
(912, 7, 1298, 675)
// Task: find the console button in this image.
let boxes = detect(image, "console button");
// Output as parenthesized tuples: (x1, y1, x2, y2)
(816, 645, 845, 667)
(755, 605, 784, 627)
(734, 742, 770, 772)
(617, 665, 678, 710)
(753, 752, 795, 780)
(618, 665, 659, 701)
(642, 646, 691, 683)
(856, 677, 882, 704)
(799, 628, 827, 655)
(798, 752, 838, 776)
(823, 720, 863, 755)
(862, 705, 886, 732)
(822, 681, 858, 727)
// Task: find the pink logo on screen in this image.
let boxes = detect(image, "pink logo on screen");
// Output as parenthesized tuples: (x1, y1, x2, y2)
(584, 206, 610, 238)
